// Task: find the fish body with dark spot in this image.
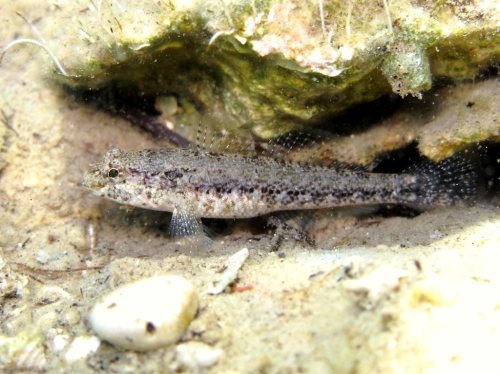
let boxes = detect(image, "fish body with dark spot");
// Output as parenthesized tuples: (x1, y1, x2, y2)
(83, 147, 478, 220)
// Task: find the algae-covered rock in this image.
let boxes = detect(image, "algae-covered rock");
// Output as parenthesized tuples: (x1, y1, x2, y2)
(0, 325, 46, 371)
(3, 0, 500, 139)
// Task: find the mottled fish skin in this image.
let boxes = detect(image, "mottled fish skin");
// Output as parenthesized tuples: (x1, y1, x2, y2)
(83, 148, 477, 218)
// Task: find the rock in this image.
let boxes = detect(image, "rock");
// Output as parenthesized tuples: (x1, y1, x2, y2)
(418, 79, 500, 160)
(64, 335, 100, 361)
(90, 275, 199, 352)
(4, 1, 500, 138)
(289, 76, 500, 165)
(52, 335, 69, 353)
(172, 342, 223, 372)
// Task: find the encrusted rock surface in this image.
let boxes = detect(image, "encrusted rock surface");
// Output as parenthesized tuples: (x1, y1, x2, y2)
(305, 77, 500, 165)
(3, 0, 500, 140)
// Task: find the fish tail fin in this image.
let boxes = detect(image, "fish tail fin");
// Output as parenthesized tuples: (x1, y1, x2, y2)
(404, 154, 479, 206)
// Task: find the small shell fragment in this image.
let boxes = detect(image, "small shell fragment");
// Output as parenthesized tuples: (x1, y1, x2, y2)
(0, 325, 46, 371)
(204, 248, 249, 295)
(90, 275, 199, 352)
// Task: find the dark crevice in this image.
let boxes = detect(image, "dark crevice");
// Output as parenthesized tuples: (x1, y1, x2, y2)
(372, 142, 425, 173)
(318, 93, 403, 135)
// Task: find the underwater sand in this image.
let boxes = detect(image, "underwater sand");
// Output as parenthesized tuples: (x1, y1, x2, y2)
(1, 4, 500, 374)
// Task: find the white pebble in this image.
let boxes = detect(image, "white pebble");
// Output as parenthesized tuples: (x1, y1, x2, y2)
(155, 95, 178, 116)
(173, 342, 222, 372)
(64, 336, 100, 361)
(90, 275, 199, 352)
(52, 335, 69, 352)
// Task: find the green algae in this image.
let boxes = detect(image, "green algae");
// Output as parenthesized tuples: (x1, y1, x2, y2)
(0, 325, 46, 370)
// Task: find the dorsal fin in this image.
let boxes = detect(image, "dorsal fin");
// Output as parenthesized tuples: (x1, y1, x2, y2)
(194, 114, 369, 171)
(258, 129, 369, 171)
(258, 131, 324, 163)
(194, 112, 256, 156)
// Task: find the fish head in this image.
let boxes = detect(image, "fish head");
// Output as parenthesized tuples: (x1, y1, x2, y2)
(83, 148, 183, 211)
(83, 148, 133, 204)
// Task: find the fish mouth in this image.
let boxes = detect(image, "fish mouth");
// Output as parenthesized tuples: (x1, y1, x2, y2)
(82, 167, 105, 190)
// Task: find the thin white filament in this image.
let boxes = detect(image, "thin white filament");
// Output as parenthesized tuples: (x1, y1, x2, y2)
(382, 0, 394, 35)
(1, 38, 68, 76)
(319, 0, 327, 36)
(15, 12, 46, 44)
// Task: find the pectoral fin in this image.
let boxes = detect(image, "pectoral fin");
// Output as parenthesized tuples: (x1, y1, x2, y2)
(170, 203, 211, 255)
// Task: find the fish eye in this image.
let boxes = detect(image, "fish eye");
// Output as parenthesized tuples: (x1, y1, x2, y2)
(108, 168, 119, 178)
